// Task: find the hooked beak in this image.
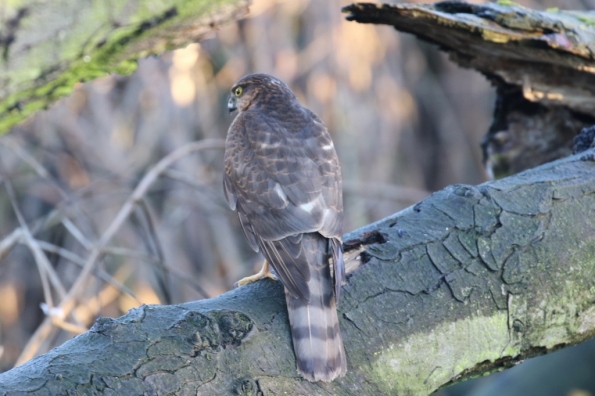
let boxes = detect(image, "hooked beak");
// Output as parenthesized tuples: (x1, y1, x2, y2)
(227, 96, 237, 113)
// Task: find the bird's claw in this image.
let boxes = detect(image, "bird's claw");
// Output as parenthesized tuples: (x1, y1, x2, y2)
(234, 260, 277, 288)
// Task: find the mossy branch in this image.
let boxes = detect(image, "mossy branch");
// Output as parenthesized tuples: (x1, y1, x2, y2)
(0, 0, 249, 134)
(1, 150, 594, 395)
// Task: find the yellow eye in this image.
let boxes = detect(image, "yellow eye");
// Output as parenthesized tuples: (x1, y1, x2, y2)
(234, 86, 243, 97)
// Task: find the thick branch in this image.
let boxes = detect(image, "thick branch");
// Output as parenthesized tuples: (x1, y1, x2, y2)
(0, 0, 249, 134)
(343, 2, 595, 178)
(1, 150, 594, 394)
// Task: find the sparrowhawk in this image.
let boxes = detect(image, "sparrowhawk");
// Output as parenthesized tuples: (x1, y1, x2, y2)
(223, 73, 347, 382)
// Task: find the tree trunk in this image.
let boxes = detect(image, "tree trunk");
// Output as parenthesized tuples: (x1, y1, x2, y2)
(1, 150, 594, 395)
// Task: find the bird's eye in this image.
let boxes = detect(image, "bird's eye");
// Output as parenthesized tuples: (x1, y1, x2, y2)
(234, 86, 243, 97)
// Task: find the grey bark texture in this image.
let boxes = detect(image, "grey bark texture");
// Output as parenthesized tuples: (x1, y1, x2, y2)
(1, 150, 595, 395)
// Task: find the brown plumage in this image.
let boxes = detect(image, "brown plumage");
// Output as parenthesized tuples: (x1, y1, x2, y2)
(223, 73, 346, 382)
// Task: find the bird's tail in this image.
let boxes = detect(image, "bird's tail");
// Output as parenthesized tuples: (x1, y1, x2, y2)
(284, 234, 347, 382)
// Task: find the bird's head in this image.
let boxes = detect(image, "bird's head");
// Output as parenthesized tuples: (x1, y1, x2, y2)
(228, 73, 296, 113)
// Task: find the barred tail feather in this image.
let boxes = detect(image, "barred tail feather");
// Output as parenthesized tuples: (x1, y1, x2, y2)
(284, 234, 347, 382)
(286, 292, 347, 382)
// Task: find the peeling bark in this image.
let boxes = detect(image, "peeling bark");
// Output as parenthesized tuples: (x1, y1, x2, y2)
(1, 151, 594, 395)
(343, 2, 595, 178)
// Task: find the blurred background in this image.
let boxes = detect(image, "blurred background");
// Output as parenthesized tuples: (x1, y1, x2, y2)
(0, 0, 593, 394)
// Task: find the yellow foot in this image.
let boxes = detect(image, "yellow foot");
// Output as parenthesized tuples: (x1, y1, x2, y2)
(235, 260, 277, 287)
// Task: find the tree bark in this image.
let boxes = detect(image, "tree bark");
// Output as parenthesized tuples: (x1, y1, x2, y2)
(0, 0, 249, 134)
(343, 2, 595, 178)
(1, 150, 594, 395)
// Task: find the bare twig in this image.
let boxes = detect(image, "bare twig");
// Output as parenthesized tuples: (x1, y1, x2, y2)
(99, 139, 225, 245)
(0, 138, 51, 179)
(72, 263, 136, 328)
(1, 137, 103, 253)
(36, 240, 139, 303)
(100, 246, 210, 298)
(162, 169, 228, 211)
(16, 139, 226, 365)
(133, 199, 171, 304)
(61, 218, 93, 250)
(0, 228, 22, 262)
(50, 316, 88, 335)
(162, 167, 245, 286)
(4, 181, 67, 302)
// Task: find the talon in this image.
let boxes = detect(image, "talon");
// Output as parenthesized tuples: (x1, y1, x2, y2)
(235, 260, 276, 287)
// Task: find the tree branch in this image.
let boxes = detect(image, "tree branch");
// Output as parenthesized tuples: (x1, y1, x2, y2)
(1, 150, 594, 395)
(0, 0, 249, 134)
(343, 1, 595, 178)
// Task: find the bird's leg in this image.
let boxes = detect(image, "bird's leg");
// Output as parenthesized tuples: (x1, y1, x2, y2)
(235, 259, 277, 287)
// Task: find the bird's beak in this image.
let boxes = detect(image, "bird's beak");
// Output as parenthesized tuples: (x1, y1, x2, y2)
(228, 96, 237, 113)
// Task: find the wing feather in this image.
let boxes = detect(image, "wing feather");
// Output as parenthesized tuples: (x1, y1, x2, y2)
(260, 237, 310, 300)
(224, 106, 343, 300)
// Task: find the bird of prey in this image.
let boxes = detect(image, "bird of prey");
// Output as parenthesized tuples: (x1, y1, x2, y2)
(223, 73, 347, 382)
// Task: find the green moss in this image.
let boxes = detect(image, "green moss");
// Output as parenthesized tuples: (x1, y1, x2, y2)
(482, 30, 511, 44)
(366, 312, 513, 394)
(496, 0, 519, 6)
(0, 0, 242, 134)
(577, 15, 595, 26)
